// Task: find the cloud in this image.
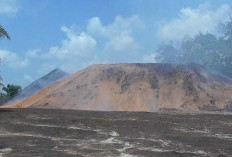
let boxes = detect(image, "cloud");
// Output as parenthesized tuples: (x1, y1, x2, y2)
(87, 16, 142, 38)
(87, 16, 142, 62)
(103, 32, 140, 62)
(41, 15, 143, 73)
(47, 16, 142, 60)
(26, 49, 40, 58)
(105, 33, 138, 53)
(0, 0, 20, 15)
(45, 26, 97, 59)
(0, 50, 29, 69)
(158, 3, 231, 41)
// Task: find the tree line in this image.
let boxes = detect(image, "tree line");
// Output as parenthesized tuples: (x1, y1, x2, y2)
(156, 14, 232, 77)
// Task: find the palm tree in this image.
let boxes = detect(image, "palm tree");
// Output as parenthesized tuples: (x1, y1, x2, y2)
(0, 25, 10, 87)
(0, 25, 10, 40)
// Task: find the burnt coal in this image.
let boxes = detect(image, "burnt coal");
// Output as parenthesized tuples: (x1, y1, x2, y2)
(0, 109, 231, 157)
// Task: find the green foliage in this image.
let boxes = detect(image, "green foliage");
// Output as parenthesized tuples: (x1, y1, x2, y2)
(0, 25, 10, 40)
(0, 25, 10, 89)
(2, 84, 22, 99)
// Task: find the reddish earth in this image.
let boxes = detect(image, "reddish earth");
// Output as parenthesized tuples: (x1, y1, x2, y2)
(2, 63, 232, 112)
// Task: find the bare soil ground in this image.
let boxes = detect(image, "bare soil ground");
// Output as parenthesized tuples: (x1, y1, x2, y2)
(0, 109, 231, 157)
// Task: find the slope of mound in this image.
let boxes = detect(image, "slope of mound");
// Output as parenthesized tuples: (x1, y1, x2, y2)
(4, 63, 232, 112)
(5, 68, 68, 105)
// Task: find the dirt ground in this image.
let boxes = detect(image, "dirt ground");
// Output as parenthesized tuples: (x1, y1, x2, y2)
(0, 109, 231, 157)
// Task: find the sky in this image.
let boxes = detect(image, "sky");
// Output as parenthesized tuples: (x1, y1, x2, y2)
(0, 0, 231, 87)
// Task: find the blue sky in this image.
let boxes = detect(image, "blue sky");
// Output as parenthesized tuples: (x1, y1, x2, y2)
(0, 0, 231, 87)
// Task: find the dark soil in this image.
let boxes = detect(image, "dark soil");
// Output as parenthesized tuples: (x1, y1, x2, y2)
(0, 109, 231, 157)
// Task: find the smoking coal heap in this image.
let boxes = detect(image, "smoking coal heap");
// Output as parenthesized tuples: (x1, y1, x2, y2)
(3, 63, 232, 112)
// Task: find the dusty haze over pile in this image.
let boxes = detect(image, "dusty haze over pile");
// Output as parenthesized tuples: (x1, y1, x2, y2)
(5, 69, 68, 105)
(3, 63, 232, 112)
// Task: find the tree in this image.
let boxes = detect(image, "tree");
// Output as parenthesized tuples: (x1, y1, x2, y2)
(0, 25, 10, 40)
(155, 29, 232, 77)
(0, 25, 10, 87)
(2, 84, 22, 99)
(219, 9, 232, 41)
(182, 32, 220, 65)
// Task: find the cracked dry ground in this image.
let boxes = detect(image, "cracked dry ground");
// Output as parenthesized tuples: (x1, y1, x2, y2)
(0, 109, 231, 157)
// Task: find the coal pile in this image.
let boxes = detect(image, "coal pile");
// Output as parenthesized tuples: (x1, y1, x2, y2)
(3, 63, 232, 112)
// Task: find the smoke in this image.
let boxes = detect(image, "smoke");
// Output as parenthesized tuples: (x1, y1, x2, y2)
(154, 4, 232, 78)
(2, 68, 68, 106)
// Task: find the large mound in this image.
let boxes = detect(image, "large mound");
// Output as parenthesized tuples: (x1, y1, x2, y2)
(3, 63, 232, 111)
